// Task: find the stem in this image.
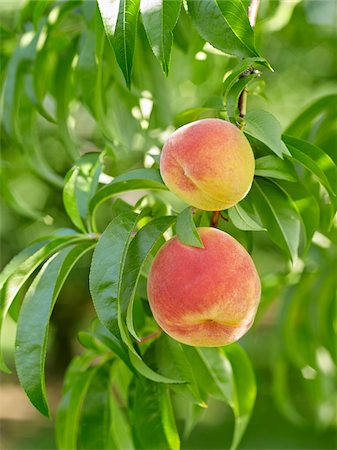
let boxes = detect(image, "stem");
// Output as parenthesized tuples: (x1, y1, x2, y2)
(210, 211, 220, 228)
(238, 0, 261, 119)
(138, 329, 162, 344)
(211, 0, 261, 227)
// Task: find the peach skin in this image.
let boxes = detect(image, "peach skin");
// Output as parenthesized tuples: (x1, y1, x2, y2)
(160, 118, 255, 210)
(147, 227, 261, 347)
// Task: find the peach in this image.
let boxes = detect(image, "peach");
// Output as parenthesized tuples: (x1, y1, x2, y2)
(160, 118, 255, 210)
(147, 227, 260, 347)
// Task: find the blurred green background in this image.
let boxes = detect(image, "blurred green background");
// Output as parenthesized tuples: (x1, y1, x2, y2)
(0, 0, 336, 449)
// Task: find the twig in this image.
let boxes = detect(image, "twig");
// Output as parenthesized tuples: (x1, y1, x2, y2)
(238, 0, 261, 119)
(211, 0, 261, 227)
(210, 211, 220, 228)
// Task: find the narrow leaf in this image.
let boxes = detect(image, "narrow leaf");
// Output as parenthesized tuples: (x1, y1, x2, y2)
(63, 153, 102, 232)
(222, 344, 256, 450)
(270, 180, 320, 252)
(131, 378, 180, 450)
(98, 0, 140, 87)
(0, 234, 89, 372)
(63, 167, 86, 232)
(176, 207, 203, 248)
(15, 243, 95, 416)
(215, 0, 257, 55)
(56, 352, 104, 450)
(226, 73, 257, 121)
(254, 155, 298, 181)
(228, 203, 265, 231)
(89, 212, 182, 383)
(284, 135, 337, 201)
(187, 0, 258, 58)
(89, 212, 139, 337)
(119, 216, 176, 340)
(223, 57, 271, 101)
(251, 179, 301, 261)
(183, 346, 233, 403)
(244, 110, 289, 158)
(79, 363, 113, 450)
(89, 168, 166, 229)
(141, 0, 182, 75)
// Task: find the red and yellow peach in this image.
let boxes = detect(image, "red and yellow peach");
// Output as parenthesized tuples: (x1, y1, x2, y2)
(160, 118, 255, 211)
(147, 227, 261, 347)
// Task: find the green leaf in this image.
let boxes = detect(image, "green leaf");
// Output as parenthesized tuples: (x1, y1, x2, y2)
(56, 352, 104, 450)
(222, 343, 256, 450)
(254, 155, 298, 181)
(285, 94, 337, 137)
(155, 335, 207, 407)
(63, 153, 102, 232)
(109, 364, 135, 450)
(131, 378, 180, 450)
(120, 216, 176, 340)
(183, 345, 256, 450)
(244, 110, 289, 158)
(89, 168, 167, 230)
(141, 0, 182, 75)
(176, 207, 204, 248)
(186, 0, 258, 58)
(89, 212, 139, 340)
(86, 322, 136, 374)
(228, 203, 265, 231)
(89, 218, 182, 383)
(1, 20, 44, 140)
(128, 350, 184, 384)
(251, 179, 301, 261)
(63, 168, 86, 232)
(183, 346, 232, 403)
(0, 234, 89, 372)
(79, 363, 114, 450)
(226, 73, 257, 121)
(271, 180, 320, 252)
(54, 46, 79, 161)
(222, 58, 271, 101)
(215, 0, 258, 55)
(15, 243, 95, 416)
(283, 135, 337, 203)
(98, 0, 140, 88)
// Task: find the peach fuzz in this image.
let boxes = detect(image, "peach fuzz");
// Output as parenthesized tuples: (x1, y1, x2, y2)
(160, 118, 255, 211)
(147, 227, 261, 347)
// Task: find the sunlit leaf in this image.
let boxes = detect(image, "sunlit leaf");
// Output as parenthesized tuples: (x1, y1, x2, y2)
(187, 0, 258, 58)
(141, 0, 182, 75)
(97, 0, 140, 87)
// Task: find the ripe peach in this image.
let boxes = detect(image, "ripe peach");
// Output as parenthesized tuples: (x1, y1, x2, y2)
(160, 118, 255, 210)
(147, 227, 260, 347)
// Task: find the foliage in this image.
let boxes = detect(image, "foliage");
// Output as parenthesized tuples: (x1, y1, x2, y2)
(0, 0, 336, 449)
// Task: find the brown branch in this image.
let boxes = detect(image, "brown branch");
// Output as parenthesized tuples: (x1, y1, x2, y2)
(210, 211, 220, 228)
(211, 0, 261, 227)
(238, 0, 261, 119)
